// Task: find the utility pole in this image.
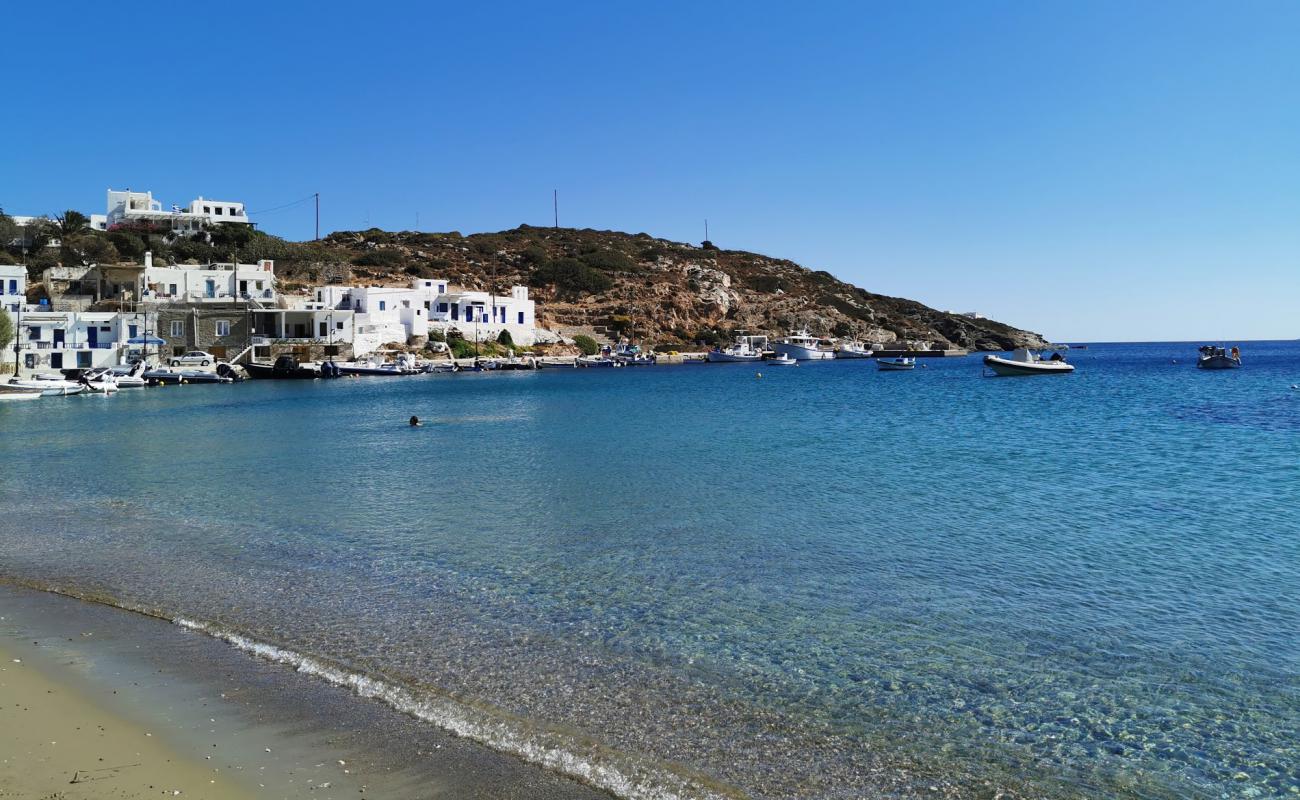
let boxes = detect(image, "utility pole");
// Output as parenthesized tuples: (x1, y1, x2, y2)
(705, 218, 709, 243)
(314, 193, 320, 241)
(553, 190, 558, 229)
(12, 300, 21, 377)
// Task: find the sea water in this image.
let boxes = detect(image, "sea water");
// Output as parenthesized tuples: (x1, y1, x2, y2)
(1, 341, 1297, 799)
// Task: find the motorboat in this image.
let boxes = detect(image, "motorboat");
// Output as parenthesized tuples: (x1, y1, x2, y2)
(576, 355, 623, 368)
(983, 348, 1073, 376)
(78, 368, 119, 393)
(9, 375, 86, 396)
(706, 333, 768, 363)
(771, 329, 834, 361)
(1197, 345, 1241, 370)
(0, 383, 43, 401)
(877, 357, 917, 371)
(338, 354, 419, 376)
(426, 362, 461, 374)
(107, 362, 149, 388)
(542, 358, 577, 369)
(244, 355, 326, 380)
(613, 343, 656, 366)
(835, 341, 874, 359)
(764, 353, 797, 366)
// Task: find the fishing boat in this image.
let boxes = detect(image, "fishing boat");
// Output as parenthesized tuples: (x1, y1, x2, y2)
(772, 330, 834, 361)
(764, 353, 797, 366)
(706, 333, 768, 363)
(877, 357, 916, 371)
(338, 354, 419, 376)
(613, 343, 656, 366)
(0, 383, 43, 401)
(835, 341, 874, 359)
(576, 355, 623, 368)
(983, 348, 1074, 376)
(426, 362, 461, 374)
(1197, 345, 1241, 370)
(541, 358, 577, 369)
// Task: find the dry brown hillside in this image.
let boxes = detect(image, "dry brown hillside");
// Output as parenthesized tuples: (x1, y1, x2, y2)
(276, 225, 1049, 351)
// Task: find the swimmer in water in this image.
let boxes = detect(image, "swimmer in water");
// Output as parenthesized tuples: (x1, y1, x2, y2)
(409, 416, 421, 427)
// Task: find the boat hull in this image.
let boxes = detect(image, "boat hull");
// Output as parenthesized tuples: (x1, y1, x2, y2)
(705, 351, 762, 363)
(771, 343, 834, 361)
(1197, 356, 1241, 370)
(835, 350, 874, 359)
(877, 359, 915, 370)
(983, 355, 1074, 376)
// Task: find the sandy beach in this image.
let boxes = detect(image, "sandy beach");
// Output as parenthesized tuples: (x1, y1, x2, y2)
(0, 640, 255, 800)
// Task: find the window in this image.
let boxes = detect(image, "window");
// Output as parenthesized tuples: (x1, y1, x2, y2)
(28, 326, 39, 340)
(319, 322, 327, 337)
(518, 311, 524, 324)
(173, 346, 186, 356)
(171, 320, 184, 337)
(437, 284, 445, 293)
(50, 353, 62, 369)
(6, 279, 15, 294)
(77, 351, 92, 368)
(402, 300, 410, 308)
(215, 320, 231, 337)
(128, 324, 138, 338)
(438, 302, 448, 313)
(203, 206, 211, 214)
(336, 321, 344, 329)
(215, 207, 223, 215)
(24, 354, 34, 368)
(168, 284, 177, 295)
(378, 301, 386, 311)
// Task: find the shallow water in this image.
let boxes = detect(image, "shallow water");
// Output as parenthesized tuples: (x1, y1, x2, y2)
(2, 342, 1298, 799)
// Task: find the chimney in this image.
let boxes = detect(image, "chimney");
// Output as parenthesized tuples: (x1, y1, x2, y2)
(144, 251, 153, 268)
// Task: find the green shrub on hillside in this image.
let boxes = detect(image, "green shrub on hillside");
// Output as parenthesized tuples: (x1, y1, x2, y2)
(572, 334, 599, 355)
(496, 329, 514, 347)
(579, 248, 634, 272)
(529, 257, 612, 294)
(352, 249, 404, 268)
(450, 338, 477, 359)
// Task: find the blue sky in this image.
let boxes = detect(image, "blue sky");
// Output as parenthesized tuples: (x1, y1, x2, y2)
(3, 1, 1297, 341)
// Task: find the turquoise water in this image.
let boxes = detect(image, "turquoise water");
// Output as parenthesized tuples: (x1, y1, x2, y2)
(1, 342, 1297, 798)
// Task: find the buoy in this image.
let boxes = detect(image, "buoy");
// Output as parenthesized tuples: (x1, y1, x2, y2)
(756, 372, 763, 378)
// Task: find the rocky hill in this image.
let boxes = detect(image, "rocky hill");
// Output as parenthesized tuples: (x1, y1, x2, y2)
(277, 225, 1049, 351)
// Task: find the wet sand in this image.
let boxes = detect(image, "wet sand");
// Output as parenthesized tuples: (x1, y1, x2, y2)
(0, 639, 256, 799)
(0, 584, 610, 800)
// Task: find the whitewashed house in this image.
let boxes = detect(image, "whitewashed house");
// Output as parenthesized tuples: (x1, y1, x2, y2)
(140, 254, 276, 304)
(15, 310, 145, 374)
(306, 278, 537, 355)
(0, 265, 25, 314)
(105, 189, 250, 233)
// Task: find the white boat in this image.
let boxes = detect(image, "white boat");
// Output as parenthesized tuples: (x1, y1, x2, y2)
(338, 354, 419, 376)
(613, 343, 656, 366)
(0, 383, 44, 400)
(771, 330, 834, 361)
(576, 355, 623, 368)
(983, 348, 1074, 376)
(107, 362, 149, 388)
(706, 333, 768, 363)
(764, 353, 797, 366)
(835, 341, 874, 359)
(77, 368, 119, 393)
(10, 375, 86, 396)
(1197, 345, 1241, 370)
(541, 358, 577, 369)
(877, 357, 916, 370)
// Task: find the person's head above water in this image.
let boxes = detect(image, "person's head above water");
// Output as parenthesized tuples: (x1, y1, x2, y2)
(409, 416, 421, 427)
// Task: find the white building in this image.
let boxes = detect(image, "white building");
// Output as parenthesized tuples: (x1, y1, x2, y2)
(0, 265, 25, 314)
(141, 254, 276, 304)
(305, 278, 536, 355)
(105, 188, 250, 233)
(14, 309, 145, 375)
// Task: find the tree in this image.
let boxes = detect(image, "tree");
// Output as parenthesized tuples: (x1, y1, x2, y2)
(52, 210, 91, 240)
(0, 308, 12, 354)
(496, 329, 514, 347)
(0, 207, 18, 253)
(63, 234, 119, 267)
(572, 334, 599, 355)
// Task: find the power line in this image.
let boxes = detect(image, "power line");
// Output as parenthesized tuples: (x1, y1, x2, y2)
(246, 194, 318, 216)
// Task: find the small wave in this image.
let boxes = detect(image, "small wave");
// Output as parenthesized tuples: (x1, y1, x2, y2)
(173, 617, 744, 800)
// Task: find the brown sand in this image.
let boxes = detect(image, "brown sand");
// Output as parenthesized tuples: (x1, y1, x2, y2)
(0, 642, 256, 800)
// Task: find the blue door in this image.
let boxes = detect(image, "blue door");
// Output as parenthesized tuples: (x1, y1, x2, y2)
(205, 279, 216, 298)
(87, 327, 97, 347)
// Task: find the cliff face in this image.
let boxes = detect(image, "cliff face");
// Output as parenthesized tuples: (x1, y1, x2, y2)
(281, 225, 1048, 351)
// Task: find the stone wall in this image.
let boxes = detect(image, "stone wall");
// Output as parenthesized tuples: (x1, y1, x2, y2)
(154, 304, 253, 361)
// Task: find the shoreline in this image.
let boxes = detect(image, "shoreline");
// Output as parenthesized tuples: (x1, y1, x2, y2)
(0, 583, 613, 800)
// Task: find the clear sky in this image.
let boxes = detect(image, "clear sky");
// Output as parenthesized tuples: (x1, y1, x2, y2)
(3, 1, 1297, 342)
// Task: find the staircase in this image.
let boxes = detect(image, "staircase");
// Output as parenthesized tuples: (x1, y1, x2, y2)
(555, 325, 614, 346)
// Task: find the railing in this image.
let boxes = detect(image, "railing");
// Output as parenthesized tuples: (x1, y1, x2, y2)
(30, 341, 115, 350)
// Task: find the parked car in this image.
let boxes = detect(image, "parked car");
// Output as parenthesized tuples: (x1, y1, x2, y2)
(169, 351, 216, 367)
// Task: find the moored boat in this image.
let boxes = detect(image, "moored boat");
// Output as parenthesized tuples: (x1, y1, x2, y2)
(10, 375, 86, 396)
(244, 355, 326, 380)
(613, 343, 656, 366)
(706, 333, 768, 363)
(772, 329, 834, 361)
(0, 382, 45, 400)
(1197, 345, 1241, 370)
(835, 341, 874, 359)
(983, 348, 1073, 376)
(877, 357, 916, 371)
(764, 353, 797, 366)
